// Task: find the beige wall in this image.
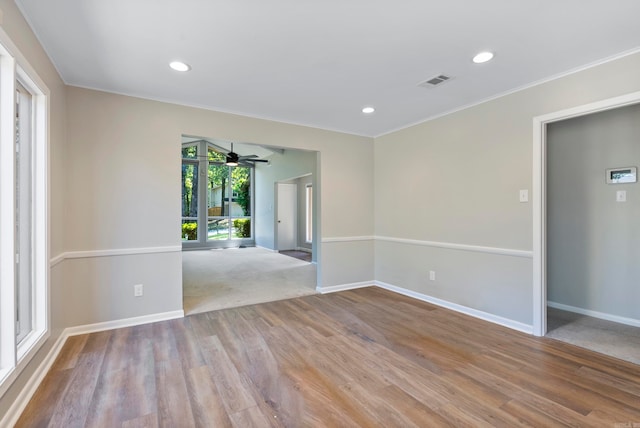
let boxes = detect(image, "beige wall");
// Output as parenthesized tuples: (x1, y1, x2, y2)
(0, 0, 67, 417)
(66, 86, 374, 247)
(375, 51, 640, 326)
(64, 86, 375, 313)
(0, 0, 67, 257)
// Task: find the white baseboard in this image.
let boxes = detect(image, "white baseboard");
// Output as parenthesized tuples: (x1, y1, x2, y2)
(374, 281, 533, 334)
(315, 280, 532, 334)
(63, 310, 185, 337)
(548, 301, 640, 328)
(317, 281, 374, 294)
(0, 333, 67, 428)
(255, 245, 277, 252)
(0, 310, 184, 427)
(295, 247, 312, 253)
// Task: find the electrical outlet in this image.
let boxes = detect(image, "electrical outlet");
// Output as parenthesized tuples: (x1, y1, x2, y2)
(519, 189, 529, 203)
(429, 271, 436, 281)
(134, 284, 143, 297)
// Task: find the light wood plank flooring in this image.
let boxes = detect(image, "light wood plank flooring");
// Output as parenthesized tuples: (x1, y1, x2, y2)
(17, 287, 640, 427)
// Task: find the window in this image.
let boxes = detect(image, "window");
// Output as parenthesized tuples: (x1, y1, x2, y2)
(181, 144, 199, 241)
(15, 82, 33, 344)
(0, 37, 49, 397)
(181, 139, 253, 247)
(305, 184, 313, 243)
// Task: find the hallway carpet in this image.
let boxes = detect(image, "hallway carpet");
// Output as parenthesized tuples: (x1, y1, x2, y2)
(183, 247, 317, 315)
(546, 307, 640, 365)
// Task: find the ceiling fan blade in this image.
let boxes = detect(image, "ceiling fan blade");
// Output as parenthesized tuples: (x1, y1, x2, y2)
(249, 159, 269, 163)
(238, 154, 258, 159)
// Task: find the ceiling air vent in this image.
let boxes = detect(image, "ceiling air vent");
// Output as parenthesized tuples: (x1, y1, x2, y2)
(418, 74, 452, 88)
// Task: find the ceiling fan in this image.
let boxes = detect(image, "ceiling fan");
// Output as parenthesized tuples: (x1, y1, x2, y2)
(225, 143, 270, 167)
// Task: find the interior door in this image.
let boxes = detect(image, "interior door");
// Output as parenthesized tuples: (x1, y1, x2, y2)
(277, 183, 297, 250)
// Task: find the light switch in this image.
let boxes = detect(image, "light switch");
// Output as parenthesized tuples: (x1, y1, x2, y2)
(519, 189, 529, 203)
(616, 190, 627, 202)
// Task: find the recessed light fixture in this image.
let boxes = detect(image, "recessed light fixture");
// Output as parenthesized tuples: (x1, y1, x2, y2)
(472, 51, 494, 64)
(169, 61, 191, 72)
(362, 106, 375, 114)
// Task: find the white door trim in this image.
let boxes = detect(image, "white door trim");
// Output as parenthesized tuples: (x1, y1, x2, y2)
(532, 90, 640, 336)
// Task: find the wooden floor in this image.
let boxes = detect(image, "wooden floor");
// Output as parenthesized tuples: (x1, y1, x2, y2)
(17, 287, 640, 427)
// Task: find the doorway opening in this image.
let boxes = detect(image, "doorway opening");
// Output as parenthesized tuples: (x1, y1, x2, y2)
(181, 138, 319, 315)
(533, 90, 640, 335)
(276, 175, 314, 263)
(533, 91, 640, 364)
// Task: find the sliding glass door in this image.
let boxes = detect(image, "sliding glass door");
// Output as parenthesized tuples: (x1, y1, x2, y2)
(182, 140, 253, 248)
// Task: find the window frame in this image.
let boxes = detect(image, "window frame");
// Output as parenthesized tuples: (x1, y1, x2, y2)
(181, 139, 255, 249)
(181, 159, 200, 241)
(15, 80, 34, 345)
(0, 29, 50, 398)
(305, 184, 313, 244)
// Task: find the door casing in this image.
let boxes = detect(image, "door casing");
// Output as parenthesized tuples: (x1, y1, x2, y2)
(532, 90, 640, 336)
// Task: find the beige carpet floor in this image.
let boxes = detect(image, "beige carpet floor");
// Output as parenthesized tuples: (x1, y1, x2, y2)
(183, 247, 317, 315)
(546, 307, 640, 365)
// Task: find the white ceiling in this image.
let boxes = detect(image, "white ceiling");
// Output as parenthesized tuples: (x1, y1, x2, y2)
(16, 0, 640, 137)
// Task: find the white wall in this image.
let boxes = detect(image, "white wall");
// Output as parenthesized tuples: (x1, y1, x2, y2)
(270, 174, 314, 254)
(375, 51, 640, 326)
(547, 103, 640, 320)
(254, 149, 316, 253)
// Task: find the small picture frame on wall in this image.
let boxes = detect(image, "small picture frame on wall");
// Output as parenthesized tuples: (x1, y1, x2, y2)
(606, 166, 637, 184)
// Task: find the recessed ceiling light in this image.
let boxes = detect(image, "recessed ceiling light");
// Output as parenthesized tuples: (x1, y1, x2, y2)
(472, 51, 494, 64)
(362, 107, 375, 114)
(169, 61, 191, 72)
